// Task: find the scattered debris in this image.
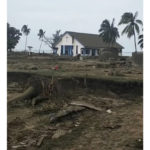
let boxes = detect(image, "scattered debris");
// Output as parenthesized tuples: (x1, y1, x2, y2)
(64, 120, 74, 128)
(52, 129, 67, 139)
(12, 144, 27, 149)
(37, 135, 47, 147)
(8, 86, 37, 105)
(8, 117, 26, 129)
(103, 124, 121, 130)
(70, 101, 102, 111)
(32, 96, 49, 106)
(48, 126, 57, 131)
(106, 109, 112, 114)
(49, 106, 85, 123)
(75, 121, 80, 127)
(27, 139, 36, 147)
(49, 101, 103, 123)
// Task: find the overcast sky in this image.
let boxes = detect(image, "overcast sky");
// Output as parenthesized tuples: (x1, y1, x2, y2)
(8, 0, 143, 54)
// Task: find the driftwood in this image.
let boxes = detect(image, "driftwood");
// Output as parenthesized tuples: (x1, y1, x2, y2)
(49, 101, 102, 123)
(70, 101, 102, 111)
(49, 106, 85, 123)
(12, 144, 27, 149)
(32, 96, 49, 106)
(8, 86, 37, 105)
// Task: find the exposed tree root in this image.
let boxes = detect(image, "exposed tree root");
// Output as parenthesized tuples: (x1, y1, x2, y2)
(8, 77, 58, 106)
(32, 96, 49, 106)
(8, 86, 37, 105)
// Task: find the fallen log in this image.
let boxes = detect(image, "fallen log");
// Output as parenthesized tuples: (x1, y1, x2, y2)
(70, 101, 102, 111)
(8, 86, 38, 105)
(49, 106, 85, 123)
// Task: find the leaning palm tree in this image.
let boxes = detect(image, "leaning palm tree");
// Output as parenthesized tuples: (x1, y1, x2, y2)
(118, 12, 143, 52)
(99, 18, 120, 46)
(21, 25, 31, 51)
(37, 29, 46, 53)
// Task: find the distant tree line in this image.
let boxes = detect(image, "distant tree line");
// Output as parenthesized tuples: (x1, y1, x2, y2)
(7, 11, 143, 53)
(7, 23, 22, 52)
(99, 12, 143, 52)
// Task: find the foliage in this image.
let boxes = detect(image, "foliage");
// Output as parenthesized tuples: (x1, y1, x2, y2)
(7, 23, 22, 52)
(37, 29, 46, 53)
(138, 34, 143, 49)
(38, 29, 45, 39)
(43, 30, 62, 51)
(21, 25, 30, 36)
(118, 12, 142, 52)
(99, 18, 120, 45)
(21, 25, 31, 51)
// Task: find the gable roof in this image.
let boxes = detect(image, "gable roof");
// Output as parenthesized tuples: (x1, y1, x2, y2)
(55, 31, 124, 49)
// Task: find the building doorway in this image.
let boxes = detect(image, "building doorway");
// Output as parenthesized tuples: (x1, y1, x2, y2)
(92, 49, 96, 56)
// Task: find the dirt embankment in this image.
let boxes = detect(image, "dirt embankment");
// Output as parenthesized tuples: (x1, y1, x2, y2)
(7, 71, 143, 150)
(8, 71, 143, 99)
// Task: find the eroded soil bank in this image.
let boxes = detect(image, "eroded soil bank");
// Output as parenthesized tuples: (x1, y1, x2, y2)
(8, 72, 143, 150)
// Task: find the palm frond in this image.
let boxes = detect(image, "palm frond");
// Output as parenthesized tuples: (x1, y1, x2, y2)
(126, 25, 134, 38)
(38, 29, 46, 39)
(121, 25, 130, 35)
(134, 23, 140, 34)
(136, 19, 143, 25)
(111, 18, 115, 27)
(138, 39, 143, 44)
(139, 34, 143, 39)
(118, 12, 133, 25)
(21, 25, 30, 36)
(99, 18, 119, 44)
(138, 34, 143, 49)
(134, 11, 138, 20)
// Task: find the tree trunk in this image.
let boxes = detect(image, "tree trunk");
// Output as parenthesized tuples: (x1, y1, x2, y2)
(39, 40, 43, 53)
(8, 86, 37, 105)
(133, 26, 137, 52)
(25, 35, 28, 52)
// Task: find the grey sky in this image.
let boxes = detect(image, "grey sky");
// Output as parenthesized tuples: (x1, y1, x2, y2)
(8, 0, 143, 54)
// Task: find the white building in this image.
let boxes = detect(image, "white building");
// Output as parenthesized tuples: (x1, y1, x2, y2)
(54, 31, 123, 57)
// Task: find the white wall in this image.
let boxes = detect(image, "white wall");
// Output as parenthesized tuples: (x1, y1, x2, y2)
(55, 33, 84, 56)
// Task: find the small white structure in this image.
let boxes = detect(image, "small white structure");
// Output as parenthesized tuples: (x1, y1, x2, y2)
(54, 31, 123, 57)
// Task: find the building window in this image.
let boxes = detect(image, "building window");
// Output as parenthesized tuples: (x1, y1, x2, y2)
(61, 45, 63, 55)
(76, 46, 78, 54)
(86, 49, 90, 54)
(81, 49, 83, 54)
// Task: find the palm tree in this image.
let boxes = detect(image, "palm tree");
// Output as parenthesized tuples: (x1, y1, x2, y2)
(21, 25, 31, 51)
(118, 12, 143, 52)
(37, 29, 45, 53)
(99, 18, 120, 46)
